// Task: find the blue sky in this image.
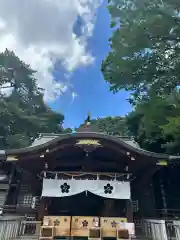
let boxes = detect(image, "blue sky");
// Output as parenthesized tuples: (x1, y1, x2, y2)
(49, 1, 132, 128)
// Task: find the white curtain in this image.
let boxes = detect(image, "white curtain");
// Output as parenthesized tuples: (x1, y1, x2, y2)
(42, 179, 130, 199)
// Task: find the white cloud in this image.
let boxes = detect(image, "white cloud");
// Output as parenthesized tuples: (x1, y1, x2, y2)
(0, 0, 102, 102)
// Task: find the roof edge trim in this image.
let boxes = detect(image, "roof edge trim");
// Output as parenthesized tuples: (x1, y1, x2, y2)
(4, 132, 180, 160)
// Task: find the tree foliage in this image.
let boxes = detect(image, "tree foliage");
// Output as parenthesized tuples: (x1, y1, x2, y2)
(102, 0, 180, 103)
(90, 92, 180, 154)
(0, 49, 65, 149)
(126, 93, 172, 150)
(77, 116, 130, 136)
(91, 116, 130, 136)
(100, 0, 180, 155)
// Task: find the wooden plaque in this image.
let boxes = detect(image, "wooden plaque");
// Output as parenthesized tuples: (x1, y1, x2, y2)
(43, 216, 70, 236)
(100, 217, 127, 238)
(71, 216, 99, 237)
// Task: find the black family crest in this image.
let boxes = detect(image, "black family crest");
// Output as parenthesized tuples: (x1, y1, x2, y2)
(104, 183, 113, 194)
(82, 220, 88, 227)
(111, 221, 117, 228)
(60, 183, 70, 193)
(54, 219, 60, 226)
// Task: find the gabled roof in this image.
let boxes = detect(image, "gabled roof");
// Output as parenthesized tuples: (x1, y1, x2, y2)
(30, 133, 140, 149)
(30, 133, 59, 147)
(3, 132, 180, 161)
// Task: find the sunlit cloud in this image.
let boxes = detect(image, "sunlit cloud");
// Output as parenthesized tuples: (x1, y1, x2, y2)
(0, 0, 102, 102)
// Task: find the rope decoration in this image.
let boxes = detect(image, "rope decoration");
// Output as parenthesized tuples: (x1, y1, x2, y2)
(45, 171, 127, 178)
(41, 171, 135, 181)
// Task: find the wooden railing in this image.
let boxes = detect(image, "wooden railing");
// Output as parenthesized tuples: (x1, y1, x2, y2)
(18, 220, 41, 236)
(0, 219, 41, 240)
(142, 219, 180, 240)
(0, 220, 20, 240)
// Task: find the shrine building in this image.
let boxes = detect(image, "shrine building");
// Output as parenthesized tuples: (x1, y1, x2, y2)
(0, 121, 180, 239)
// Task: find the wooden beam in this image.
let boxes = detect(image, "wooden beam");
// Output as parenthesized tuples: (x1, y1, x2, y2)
(126, 200, 133, 222)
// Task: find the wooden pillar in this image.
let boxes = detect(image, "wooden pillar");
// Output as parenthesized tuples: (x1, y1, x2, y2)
(126, 200, 133, 222)
(37, 197, 48, 221)
(5, 164, 19, 205)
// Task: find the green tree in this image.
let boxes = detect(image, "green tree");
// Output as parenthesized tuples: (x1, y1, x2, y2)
(0, 49, 65, 149)
(79, 116, 130, 136)
(126, 90, 180, 154)
(160, 90, 180, 153)
(102, 0, 180, 103)
(96, 117, 130, 136)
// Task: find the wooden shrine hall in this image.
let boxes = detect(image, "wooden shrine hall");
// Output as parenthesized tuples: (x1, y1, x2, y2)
(0, 121, 180, 239)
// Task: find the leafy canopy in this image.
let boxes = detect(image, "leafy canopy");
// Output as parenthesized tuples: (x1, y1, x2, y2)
(126, 90, 180, 154)
(102, 0, 180, 103)
(100, 0, 180, 154)
(0, 49, 65, 149)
